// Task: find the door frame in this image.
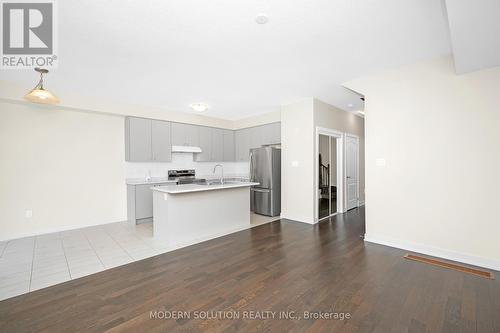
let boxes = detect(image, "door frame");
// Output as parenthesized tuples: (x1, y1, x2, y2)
(345, 133, 360, 210)
(314, 127, 345, 222)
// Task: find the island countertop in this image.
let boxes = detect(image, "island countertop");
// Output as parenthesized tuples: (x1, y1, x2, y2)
(151, 182, 259, 194)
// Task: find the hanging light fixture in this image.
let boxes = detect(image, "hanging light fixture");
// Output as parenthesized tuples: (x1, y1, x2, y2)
(24, 67, 59, 104)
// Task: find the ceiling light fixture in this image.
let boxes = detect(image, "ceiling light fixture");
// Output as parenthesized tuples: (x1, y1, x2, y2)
(190, 103, 209, 112)
(255, 13, 269, 24)
(347, 103, 354, 108)
(24, 67, 59, 105)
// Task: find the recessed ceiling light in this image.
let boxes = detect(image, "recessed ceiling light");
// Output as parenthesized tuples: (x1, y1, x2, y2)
(347, 103, 354, 108)
(255, 13, 269, 24)
(190, 103, 209, 112)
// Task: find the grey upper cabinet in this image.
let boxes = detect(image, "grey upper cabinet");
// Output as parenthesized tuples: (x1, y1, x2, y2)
(171, 122, 199, 146)
(195, 126, 212, 162)
(125, 117, 172, 162)
(151, 120, 172, 162)
(233, 122, 281, 161)
(125, 117, 152, 162)
(250, 125, 263, 148)
(260, 122, 281, 145)
(268, 122, 281, 144)
(125, 117, 279, 164)
(223, 129, 235, 161)
(235, 128, 251, 161)
(211, 129, 224, 161)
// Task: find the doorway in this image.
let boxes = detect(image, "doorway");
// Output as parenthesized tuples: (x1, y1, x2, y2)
(345, 134, 359, 210)
(315, 128, 344, 221)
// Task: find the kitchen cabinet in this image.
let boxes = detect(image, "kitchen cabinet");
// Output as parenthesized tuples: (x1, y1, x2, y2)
(223, 129, 235, 161)
(211, 128, 224, 161)
(195, 126, 212, 162)
(151, 120, 172, 162)
(234, 123, 280, 161)
(260, 122, 281, 145)
(134, 184, 154, 220)
(125, 117, 172, 162)
(171, 122, 199, 146)
(126, 116, 279, 163)
(250, 125, 263, 149)
(127, 182, 175, 224)
(235, 128, 251, 161)
(125, 117, 152, 161)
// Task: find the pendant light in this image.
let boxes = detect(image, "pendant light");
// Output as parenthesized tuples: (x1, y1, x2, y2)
(24, 67, 59, 104)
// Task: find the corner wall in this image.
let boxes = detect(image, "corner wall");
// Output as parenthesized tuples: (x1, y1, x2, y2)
(280, 98, 365, 224)
(280, 99, 315, 223)
(344, 56, 500, 270)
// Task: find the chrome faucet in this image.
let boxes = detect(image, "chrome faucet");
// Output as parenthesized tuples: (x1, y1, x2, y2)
(213, 164, 224, 185)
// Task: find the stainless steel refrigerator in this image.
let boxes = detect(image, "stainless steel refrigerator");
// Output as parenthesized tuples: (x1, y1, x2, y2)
(250, 146, 281, 217)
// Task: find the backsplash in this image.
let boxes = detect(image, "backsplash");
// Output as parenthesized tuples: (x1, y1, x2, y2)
(125, 153, 249, 180)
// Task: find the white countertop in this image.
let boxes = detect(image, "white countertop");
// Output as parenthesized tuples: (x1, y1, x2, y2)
(151, 182, 260, 194)
(126, 178, 177, 185)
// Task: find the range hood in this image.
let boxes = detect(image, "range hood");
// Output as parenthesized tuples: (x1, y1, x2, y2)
(171, 145, 202, 153)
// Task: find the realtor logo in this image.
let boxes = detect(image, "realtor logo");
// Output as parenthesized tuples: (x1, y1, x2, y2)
(1, 0, 57, 69)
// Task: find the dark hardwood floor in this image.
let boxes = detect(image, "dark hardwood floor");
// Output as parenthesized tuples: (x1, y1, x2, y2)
(1, 207, 499, 332)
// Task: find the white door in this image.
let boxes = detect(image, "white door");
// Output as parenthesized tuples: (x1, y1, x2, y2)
(346, 135, 359, 210)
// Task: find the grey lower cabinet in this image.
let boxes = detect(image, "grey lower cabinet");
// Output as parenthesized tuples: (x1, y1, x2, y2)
(125, 117, 172, 162)
(127, 183, 173, 224)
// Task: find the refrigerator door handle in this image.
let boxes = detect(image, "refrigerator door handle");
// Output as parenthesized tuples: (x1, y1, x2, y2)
(251, 188, 270, 193)
(249, 150, 254, 182)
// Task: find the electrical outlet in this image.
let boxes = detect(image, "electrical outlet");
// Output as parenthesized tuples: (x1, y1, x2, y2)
(25, 210, 33, 218)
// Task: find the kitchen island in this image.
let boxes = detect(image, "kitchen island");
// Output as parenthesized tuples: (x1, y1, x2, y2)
(151, 181, 259, 247)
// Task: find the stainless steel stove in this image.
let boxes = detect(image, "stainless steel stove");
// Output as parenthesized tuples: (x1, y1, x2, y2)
(168, 169, 206, 185)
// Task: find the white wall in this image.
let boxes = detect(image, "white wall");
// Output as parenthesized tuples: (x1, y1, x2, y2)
(233, 110, 281, 129)
(281, 98, 315, 223)
(0, 102, 127, 241)
(344, 56, 500, 270)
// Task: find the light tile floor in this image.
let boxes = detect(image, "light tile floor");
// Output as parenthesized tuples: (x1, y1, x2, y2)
(0, 222, 168, 301)
(0, 213, 278, 301)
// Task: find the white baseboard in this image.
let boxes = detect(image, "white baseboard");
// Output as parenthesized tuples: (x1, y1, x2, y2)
(364, 234, 500, 271)
(280, 213, 315, 224)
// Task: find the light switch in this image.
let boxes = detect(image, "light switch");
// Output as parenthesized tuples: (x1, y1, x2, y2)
(291, 161, 299, 167)
(376, 158, 386, 167)
(25, 210, 33, 218)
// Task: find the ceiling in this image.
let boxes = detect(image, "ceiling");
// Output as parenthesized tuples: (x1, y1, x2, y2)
(445, 0, 500, 74)
(0, 0, 452, 120)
